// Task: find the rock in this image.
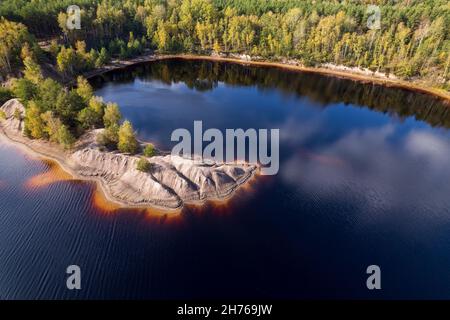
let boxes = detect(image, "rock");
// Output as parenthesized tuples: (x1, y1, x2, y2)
(0, 99, 25, 133)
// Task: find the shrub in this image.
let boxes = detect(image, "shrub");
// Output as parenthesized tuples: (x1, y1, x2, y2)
(78, 97, 105, 129)
(24, 100, 44, 139)
(41, 111, 62, 143)
(57, 124, 75, 149)
(103, 102, 121, 128)
(12, 78, 37, 102)
(96, 124, 119, 149)
(0, 87, 13, 105)
(136, 157, 151, 172)
(143, 144, 156, 157)
(118, 120, 139, 154)
(23, 56, 43, 84)
(95, 47, 109, 67)
(76, 76, 93, 103)
(13, 108, 21, 120)
(77, 107, 97, 129)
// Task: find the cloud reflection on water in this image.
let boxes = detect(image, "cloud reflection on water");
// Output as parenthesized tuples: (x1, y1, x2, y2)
(281, 124, 450, 226)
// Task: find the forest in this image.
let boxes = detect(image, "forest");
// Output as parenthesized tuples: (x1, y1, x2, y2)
(5, 51, 139, 152)
(0, 0, 449, 82)
(0, 0, 449, 149)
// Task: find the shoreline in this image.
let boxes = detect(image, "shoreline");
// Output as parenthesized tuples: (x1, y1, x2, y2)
(0, 125, 157, 211)
(0, 103, 258, 212)
(2, 54, 448, 211)
(83, 53, 450, 104)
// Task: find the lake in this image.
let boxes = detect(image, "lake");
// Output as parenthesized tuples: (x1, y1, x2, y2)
(1, 58, 450, 299)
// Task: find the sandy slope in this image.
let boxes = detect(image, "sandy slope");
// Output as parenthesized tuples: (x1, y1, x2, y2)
(0, 99, 258, 210)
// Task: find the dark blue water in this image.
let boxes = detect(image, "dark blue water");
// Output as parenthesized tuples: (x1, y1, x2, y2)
(1, 59, 450, 299)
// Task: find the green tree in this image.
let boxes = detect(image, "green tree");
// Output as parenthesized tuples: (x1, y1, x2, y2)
(55, 90, 85, 125)
(77, 96, 105, 129)
(56, 46, 77, 76)
(103, 102, 121, 128)
(0, 18, 32, 74)
(76, 76, 93, 103)
(77, 107, 98, 129)
(97, 123, 119, 148)
(49, 39, 60, 58)
(20, 42, 35, 61)
(12, 78, 37, 102)
(0, 87, 13, 105)
(118, 120, 139, 154)
(41, 110, 63, 143)
(136, 157, 151, 172)
(95, 47, 109, 67)
(143, 144, 156, 157)
(35, 78, 63, 112)
(23, 56, 43, 84)
(24, 100, 44, 139)
(58, 124, 75, 149)
(57, 45, 91, 77)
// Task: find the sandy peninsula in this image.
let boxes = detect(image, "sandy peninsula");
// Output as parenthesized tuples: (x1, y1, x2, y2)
(0, 99, 258, 211)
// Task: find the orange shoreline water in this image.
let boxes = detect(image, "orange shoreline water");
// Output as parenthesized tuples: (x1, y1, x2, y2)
(21, 156, 184, 220)
(5, 54, 448, 215)
(1, 125, 260, 214)
(187, 171, 264, 217)
(20, 153, 261, 219)
(24, 159, 72, 189)
(92, 187, 184, 222)
(22, 157, 184, 218)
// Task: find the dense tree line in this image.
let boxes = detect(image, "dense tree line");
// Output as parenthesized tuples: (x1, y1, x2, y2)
(1, 0, 449, 87)
(0, 17, 39, 75)
(6, 51, 139, 152)
(0, 0, 448, 154)
(0, 0, 93, 37)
